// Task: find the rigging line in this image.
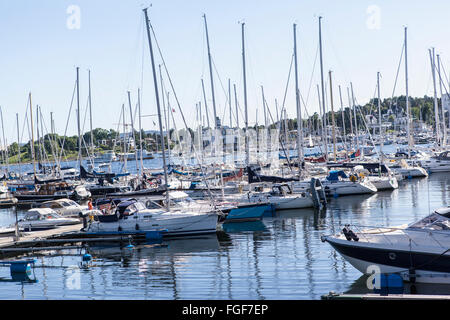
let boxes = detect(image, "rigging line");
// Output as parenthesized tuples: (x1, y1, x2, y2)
(210, 57, 229, 123)
(301, 43, 320, 117)
(38, 107, 58, 169)
(388, 42, 405, 112)
(58, 80, 77, 162)
(148, 20, 218, 207)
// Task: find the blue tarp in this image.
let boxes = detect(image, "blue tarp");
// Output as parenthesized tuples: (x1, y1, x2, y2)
(326, 170, 348, 181)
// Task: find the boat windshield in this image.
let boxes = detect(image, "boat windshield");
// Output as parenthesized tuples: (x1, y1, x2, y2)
(408, 213, 450, 231)
(124, 201, 146, 215)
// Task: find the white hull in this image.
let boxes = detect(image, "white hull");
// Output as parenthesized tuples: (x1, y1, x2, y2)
(322, 180, 377, 196)
(87, 212, 218, 236)
(369, 176, 398, 190)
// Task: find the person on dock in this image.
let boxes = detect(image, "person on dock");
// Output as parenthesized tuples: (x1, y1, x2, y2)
(88, 198, 93, 211)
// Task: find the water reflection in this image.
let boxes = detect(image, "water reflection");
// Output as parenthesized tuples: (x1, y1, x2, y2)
(2, 173, 450, 299)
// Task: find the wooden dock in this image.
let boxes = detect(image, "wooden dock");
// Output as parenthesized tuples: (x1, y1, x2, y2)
(0, 223, 150, 259)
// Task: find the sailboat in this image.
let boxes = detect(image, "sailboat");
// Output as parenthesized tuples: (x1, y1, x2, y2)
(85, 8, 219, 237)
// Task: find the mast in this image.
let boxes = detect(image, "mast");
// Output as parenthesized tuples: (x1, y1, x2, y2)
(88, 69, 94, 154)
(143, 8, 170, 210)
(138, 88, 144, 176)
(76, 67, 82, 171)
(329, 71, 337, 162)
(29, 93, 36, 179)
(405, 27, 411, 157)
(203, 14, 218, 129)
(0, 107, 8, 173)
(127, 91, 140, 174)
(346, 87, 353, 147)
(429, 48, 439, 148)
(242, 22, 249, 167)
(293, 23, 304, 175)
(318, 17, 328, 161)
(228, 79, 232, 128)
(16, 113, 21, 175)
(234, 83, 239, 129)
(437, 54, 447, 147)
(159, 64, 170, 165)
(377, 71, 384, 157)
(201, 79, 211, 129)
(338, 85, 347, 150)
(350, 82, 360, 157)
(122, 104, 127, 173)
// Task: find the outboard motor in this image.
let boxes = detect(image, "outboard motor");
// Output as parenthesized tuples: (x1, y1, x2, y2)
(342, 224, 359, 241)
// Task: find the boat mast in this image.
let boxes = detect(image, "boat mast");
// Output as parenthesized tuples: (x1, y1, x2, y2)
(143, 8, 170, 210)
(346, 87, 353, 148)
(201, 79, 211, 129)
(437, 54, 447, 147)
(404, 27, 412, 157)
(76, 67, 82, 172)
(293, 23, 304, 175)
(16, 113, 21, 176)
(122, 104, 128, 173)
(29, 93, 36, 179)
(350, 82, 360, 158)
(88, 69, 94, 155)
(329, 71, 337, 162)
(377, 71, 384, 158)
(338, 85, 347, 152)
(127, 91, 140, 175)
(203, 14, 218, 130)
(242, 22, 250, 167)
(0, 107, 8, 173)
(318, 17, 328, 161)
(138, 88, 144, 176)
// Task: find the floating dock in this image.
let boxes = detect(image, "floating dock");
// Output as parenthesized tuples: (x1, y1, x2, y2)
(0, 223, 163, 259)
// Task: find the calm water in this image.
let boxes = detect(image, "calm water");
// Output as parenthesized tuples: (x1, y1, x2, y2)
(1, 170, 449, 299)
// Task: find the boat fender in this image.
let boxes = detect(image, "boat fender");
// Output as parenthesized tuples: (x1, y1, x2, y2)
(343, 225, 359, 241)
(118, 226, 122, 232)
(135, 224, 140, 231)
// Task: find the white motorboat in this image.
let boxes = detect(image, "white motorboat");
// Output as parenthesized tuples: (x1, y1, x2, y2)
(319, 170, 377, 196)
(322, 207, 450, 284)
(419, 151, 450, 173)
(18, 208, 81, 231)
(86, 199, 219, 237)
(39, 198, 89, 217)
(352, 164, 398, 191)
(389, 159, 428, 178)
(243, 184, 318, 210)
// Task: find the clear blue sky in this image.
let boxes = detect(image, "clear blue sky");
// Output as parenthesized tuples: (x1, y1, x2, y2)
(1, 0, 449, 144)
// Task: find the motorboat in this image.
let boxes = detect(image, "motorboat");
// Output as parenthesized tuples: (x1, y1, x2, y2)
(39, 198, 88, 217)
(320, 170, 377, 197)
(321, 207, 450, 284)
(353, 164, 398, 191)
(18, 208, 81, 231)
(419, 151, 450, 173)
(85, 198, 219, 237)
(243, 184, 318, 210)
(389, 159, 428, 178)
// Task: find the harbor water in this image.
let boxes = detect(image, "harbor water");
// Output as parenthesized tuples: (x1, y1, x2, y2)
(0, 155, 449, 299)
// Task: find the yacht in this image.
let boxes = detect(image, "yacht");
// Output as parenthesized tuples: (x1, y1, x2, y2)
(85, 199, 219, 237)
(321, 207, 450, 284)
(419, 151, 450, 173)
(18, 208, 80, 231)
(39, 198, 89, 217)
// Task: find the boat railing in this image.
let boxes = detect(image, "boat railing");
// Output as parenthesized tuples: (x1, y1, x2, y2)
(339, 223, 422, 247)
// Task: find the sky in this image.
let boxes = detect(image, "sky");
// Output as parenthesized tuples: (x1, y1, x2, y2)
(0, 0, 450, 145)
